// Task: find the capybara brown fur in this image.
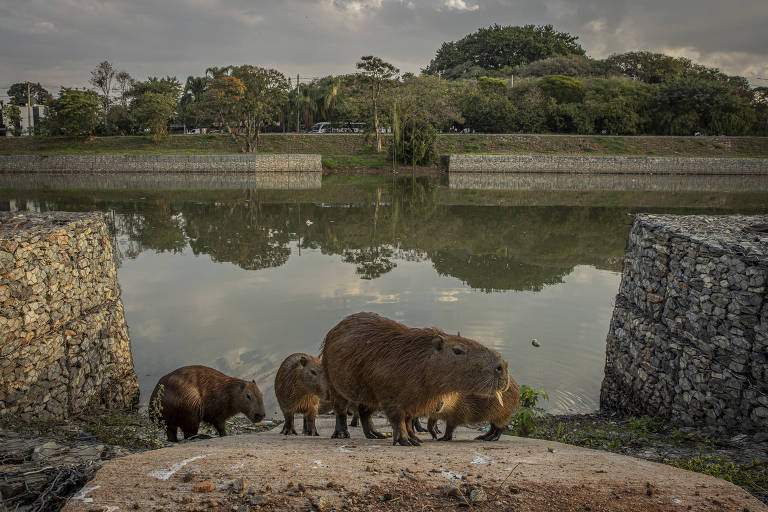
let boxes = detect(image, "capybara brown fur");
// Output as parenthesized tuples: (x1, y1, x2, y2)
(321, 312, 510, 446)
(149, 365, 265, 442)
(275, 353, 328, 436)
(427, 378, 520, 441)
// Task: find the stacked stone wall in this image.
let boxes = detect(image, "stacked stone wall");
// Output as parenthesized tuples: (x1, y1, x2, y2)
(600, 214, 768, 433)
(0, 212, 138, 422)
(448, 155, 768, 174)
(0, 154, 321, 173)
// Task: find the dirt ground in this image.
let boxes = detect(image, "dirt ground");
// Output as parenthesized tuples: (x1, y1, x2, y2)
(62, 418, 766, 512)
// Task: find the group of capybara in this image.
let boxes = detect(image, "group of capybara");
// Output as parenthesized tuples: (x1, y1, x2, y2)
(150, 312, 520, 446)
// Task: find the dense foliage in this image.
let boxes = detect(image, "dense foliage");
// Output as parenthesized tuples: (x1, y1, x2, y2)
(44, 88, 100, 137)
(424, 24, 585, 79)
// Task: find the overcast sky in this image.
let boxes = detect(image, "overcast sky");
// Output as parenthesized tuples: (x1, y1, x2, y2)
(1, 0, 767, 95)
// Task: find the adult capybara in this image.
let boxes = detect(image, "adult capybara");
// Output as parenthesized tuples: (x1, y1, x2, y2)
(149, 365, 265, 442)
(427, 377, 520, 441)
(275, 353, 328, 436)
(321, 312, 510, 446)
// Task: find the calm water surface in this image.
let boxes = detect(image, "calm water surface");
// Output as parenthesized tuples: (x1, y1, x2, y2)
(4, 175, 767, 417)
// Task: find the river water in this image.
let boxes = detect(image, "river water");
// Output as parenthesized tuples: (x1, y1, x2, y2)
(3, 173, 767, 417)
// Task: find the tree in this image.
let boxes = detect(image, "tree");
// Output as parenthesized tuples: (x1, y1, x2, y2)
(424, 24, 585, 79)
(460, 78, 516, 133)
(6, 82, 52, 106)
(179, 75, 211, 130)
(537, 75, 586, 104)
(654, 77, 756, 135)
(90, 61, 117, 134)
(1, 102, 22, 136)
(127, 77, 182, 141)
(356, 55, 399, 152)
(45, 88, 100, 136)
(202, 65, 289, 152)
(519, 55, 605, 78)
(115, 71, 135, 109)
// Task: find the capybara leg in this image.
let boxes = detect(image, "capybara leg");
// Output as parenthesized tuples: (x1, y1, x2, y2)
(482, 425, 504, 441)
(166, 425, 179, 443)
(349, 411, 359, 427)
(331, 413, 350, 439)
(388, 412, 415, 447)
(181, 422, 200, 440)
(281, 413, 297, 435)
(303, 413, 319, 436)
(213, 420, 227, 437)
(427, 418, 439, 440)
(438, 424, 455, 442)
(359, 405, 386, 439)
(405, 416, 422, 446)
(413, 417, 428, 433)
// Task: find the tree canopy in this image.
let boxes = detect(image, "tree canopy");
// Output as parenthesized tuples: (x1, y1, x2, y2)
(424, 24, 585, 79)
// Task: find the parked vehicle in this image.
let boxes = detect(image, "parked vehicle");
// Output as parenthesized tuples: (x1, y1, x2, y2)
(309, 122, 366, 133)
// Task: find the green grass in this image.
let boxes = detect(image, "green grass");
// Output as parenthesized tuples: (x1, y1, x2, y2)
(671, 455, 768, 496)
(1, 134, 767, 167)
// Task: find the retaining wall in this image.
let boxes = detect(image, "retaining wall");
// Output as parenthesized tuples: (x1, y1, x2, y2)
(0, 154, 322, 173)
(0, 212, 139, 423)
(600, 214, 768, 433)
(448, 155, 768, 174)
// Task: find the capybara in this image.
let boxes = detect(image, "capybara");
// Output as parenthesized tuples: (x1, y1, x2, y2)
(427, 378, 520, 441)
(321, 312, 510, 446)
(275, 353, 328, 436)
(149, 365, 265, 442)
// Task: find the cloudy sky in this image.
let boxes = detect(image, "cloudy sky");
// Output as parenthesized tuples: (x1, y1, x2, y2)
(1, 0, 767, 95)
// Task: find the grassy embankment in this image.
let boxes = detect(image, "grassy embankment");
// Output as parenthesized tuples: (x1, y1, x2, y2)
(1, 133, 767, 170)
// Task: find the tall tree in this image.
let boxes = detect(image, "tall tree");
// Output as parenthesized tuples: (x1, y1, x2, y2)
(356, 55, 399, 152)
(424, 24, 585, 79)
(45, 88, 100, 136)
(90, 61, 117, 134)
(115, 71, 135, 109)
(127, 77, 182, 141)
(6, 82, 52, 106)
(202, 65, 289, 152)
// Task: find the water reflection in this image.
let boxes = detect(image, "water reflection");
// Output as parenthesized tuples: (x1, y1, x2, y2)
(3, 176, 767, 416)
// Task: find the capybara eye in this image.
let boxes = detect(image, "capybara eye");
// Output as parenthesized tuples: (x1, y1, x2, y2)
(310, 369, 318, 376)
(453, 347, 465, 355)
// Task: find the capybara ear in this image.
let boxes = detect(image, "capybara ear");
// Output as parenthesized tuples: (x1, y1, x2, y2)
(432, 336, 444, 351)
(240, 381, 246, 390)
(299, 356, 308, 367)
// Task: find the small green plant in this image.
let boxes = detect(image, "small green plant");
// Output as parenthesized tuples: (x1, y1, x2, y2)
(148, 384, 166, 435)
(671, 455, 768, 496)
(509, 385, 549, 437)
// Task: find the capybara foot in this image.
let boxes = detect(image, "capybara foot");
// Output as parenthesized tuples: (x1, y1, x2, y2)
(480, 426, 503, 441)
(437, 434, 453, 441)
(364, 430, 388, 440)
(281, 426, 298, 435)
(331, 429, 350, 439)
(393, 436, 416, 446)
(413, 418, 428, 433)
(408, 435, 422, 446)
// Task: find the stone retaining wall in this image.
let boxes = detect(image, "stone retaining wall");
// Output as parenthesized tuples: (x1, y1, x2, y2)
(600, 214, 768, 433)
(0, 212, 139, 423)
(0, 154, 322, 173)
(448, 155, 768, 174)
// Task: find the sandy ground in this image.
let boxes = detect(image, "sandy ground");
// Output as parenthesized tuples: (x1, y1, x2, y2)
(62, 417, 766, 512)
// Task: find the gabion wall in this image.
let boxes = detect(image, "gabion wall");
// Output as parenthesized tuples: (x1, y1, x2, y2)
(600, 214, 768, 433)
(0, 212, 139, 422)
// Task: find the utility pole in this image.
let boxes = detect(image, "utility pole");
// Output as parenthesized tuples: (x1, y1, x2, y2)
(26, 82, 33, 136)
(295, 73, 300, 134)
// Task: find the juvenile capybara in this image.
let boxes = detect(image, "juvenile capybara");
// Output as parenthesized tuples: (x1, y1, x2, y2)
(275, 353, 328, 436)
(321, 312, 510, 446)
(149, 365, 265, 442)
(427, 378, 520, 441)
